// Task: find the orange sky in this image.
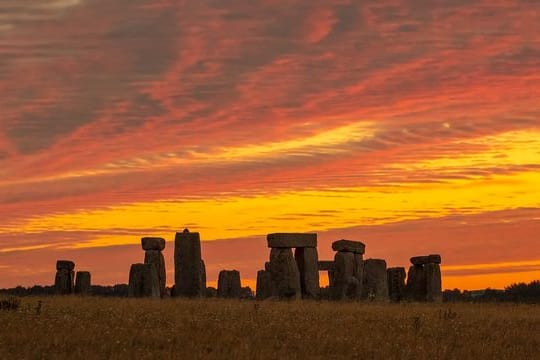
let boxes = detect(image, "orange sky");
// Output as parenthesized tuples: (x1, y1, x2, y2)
(0, 0, 539, 290)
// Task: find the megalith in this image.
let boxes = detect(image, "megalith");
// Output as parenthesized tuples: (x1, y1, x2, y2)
(332, 251, 355, 300)
(362, 259, 388, 301)
(406, 254, 442, 302)
(331, 239, 365, 300)
(387, 267, 406, 302)
(256, 270, 274, 300)
(128, 263, 160, 298)
(174, 230, 205, 297)
(268, 248, 301, 299)
(294, 247, 320, 299)
(144, 249, 166, 298)
(55, 260, 75, 295)
(406, 265, 427, 301)
(217, 270, 242, 298)
(74, 271, 92, 295)
(425, 263, 442, 302)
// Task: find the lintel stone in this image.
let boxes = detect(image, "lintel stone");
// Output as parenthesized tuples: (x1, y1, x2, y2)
(267, 233, 317, 248)
(332, 240, 366, 254)
(410, 254, 441, 265)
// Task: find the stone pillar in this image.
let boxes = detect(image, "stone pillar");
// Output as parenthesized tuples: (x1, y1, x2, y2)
(142, 237, 166, 298)
(362, 259, 388, 301)
(387, 267, 406, 302)
(217, 270, 242, 298)
(406, 254, 442, 302)
(55, 260, 75, 295)
(74, 271, 92, 295)
(294, 247, 320, 299)
(256, 270, 274, 300)
(268, 248, 301, 299)
(128, 263, 160, 298)
(331, 240, 365, 300)
(174, 230, 205, 297)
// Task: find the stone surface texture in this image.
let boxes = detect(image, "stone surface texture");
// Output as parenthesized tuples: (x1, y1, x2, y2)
(217, 270, 242, 298)
(267, 233, 317, 248)
(331, 240, 366, 254)
(128, 263, 160, 298)
(141, 237, 166, 251)
(362, 259, 389, 301)
(144, 250, 166, 297)
(74, 271, 92, 295)
(294, 247, 320, 299)
(174, 231, 205, 297)
(268, 248, 301, 299)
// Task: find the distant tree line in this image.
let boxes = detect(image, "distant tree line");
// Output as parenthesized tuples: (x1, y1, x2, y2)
(0, 284, 129, 297)
(443, 280, 540, 303)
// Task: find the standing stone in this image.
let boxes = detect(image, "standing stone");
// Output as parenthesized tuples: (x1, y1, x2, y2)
(128, 263, 160, 298)
(294, 247, 320, 299)
(352, 254, 364, 298)
(268, 248, 301, 299)
(425, 263, 442, 302)
(74, 271, 92, 295)
(362, 259, 389, 301)
(406, 265, 427, 301)
(55, 260, 75, 295)
(174, 231, 204, 297)
(201, 260, 207, 289)
(217, 270, 242, 298)
(387, 267, 406, 302)
(144, 250, 166, 297)
(256, 270, 274, 300)
(332, 251, 355, 300)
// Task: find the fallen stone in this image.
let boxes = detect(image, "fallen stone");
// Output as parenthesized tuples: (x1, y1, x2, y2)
(74, 271, 91, 295)
(144, 250, 166, 297)
(362, 259, 389, 301)
(295, 247, 320, 299)
(331, 240, 366, 254)
(425, 263, 442, 302)
(318, 260, 334, 271)
(56, 260, 75, 271)
(217, 270, 242, 298)
(267, 233, 317, 248)
(256, 270, 274, 300)
(268, 248, 301, 299)
(410, 254, 441, 266)
(141, 237, 166, 251)
(332, 251, 355, 300)
(128, 263, 160, 298)
(406, 265, 427, 301)
(55, 269, 74, 295)
(387, 267, 406, 302)
(174, 231, 204, 297)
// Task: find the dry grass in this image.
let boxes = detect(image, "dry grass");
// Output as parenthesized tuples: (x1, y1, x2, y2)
(0, 297, 538, 359)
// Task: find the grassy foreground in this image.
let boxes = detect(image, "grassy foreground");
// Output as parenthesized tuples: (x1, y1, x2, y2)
(0, 297, 539, 359)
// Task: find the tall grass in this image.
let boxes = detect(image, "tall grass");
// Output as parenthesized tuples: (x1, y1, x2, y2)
(0, 297, 538, 359)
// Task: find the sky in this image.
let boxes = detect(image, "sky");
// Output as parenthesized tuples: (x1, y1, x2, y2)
(0, 0, 539, 290)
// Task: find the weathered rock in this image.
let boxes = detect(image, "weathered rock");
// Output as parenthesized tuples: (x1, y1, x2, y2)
(331, 240, 366, 254)
(144, 250, 166, 297)
(332, 251, 355, 300)
(295, 247, 320, 299)
(406, 265, 427, 301)
(56, 260, 75, 271)
(256, 270, 274, 300)
(267, 233, 317, 248)
(201, 260, 207, 289)
(362, 259, 389, 301)
(240, 286, 254, 299)
(318, 260, 334, 271)
(410, 254, 441, 266)
(205, 287, 217, 298)
(352, 253, 364, 298)
(346, 276, 362, 299)
(128, 263, 160, 298)
(141, 237, 166, 251)
(174, 231, 204, 297)
(55, 269, 74, 295)
(217, 270, 242, 298)
(268, 248, 301, 299)
(74, 271, 92, 295)
(425, 263, 442, 302)
(328, 269, 336, 288)
(387, 267, 406, 302)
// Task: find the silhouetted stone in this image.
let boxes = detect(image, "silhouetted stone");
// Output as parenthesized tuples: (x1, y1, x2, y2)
(217, 270, 242, 298)
(267, 233, 317, 248)
(55, 269, 74, 295)
(264, 262, 271, 271)
(387, 267, 406, 302)
(174, 231, 204, 297)
(268, 248, 301, 299)
(141, 237, 166, 251)
(362, 259, 388, 301)
(406, 265, 427, 301)
(332, 251, 355, 300)
(352, 254, 364, 298)
(256, 270, 274, 300)
(74, 271, 91, 295)
(205, 287, 217, 298)
(201, 260, 206, 289)
(332, 240, 366, 254)
(346, 276, 362, 299)
(295, 247, 320, 299)
(318, 260, 334, 271)
(144, 250, 166, 297)
(425, 263, 442, 302)
(328, 269, 336, 288)
(410, 254, 441, 266)
(128, 263, 160, 298)
(56, 260, 75, 271)
(240, 286, 254, 299)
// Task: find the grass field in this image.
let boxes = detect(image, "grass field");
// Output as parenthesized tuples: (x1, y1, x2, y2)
(0, 297, 539, 359)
